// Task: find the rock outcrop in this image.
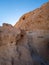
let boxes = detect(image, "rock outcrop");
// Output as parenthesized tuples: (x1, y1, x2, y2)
(14, 2, 49, 31)
(0, 24, 49, 65)
(0, 2, 49, 65)
(0, 23, 21, 46)
(0, 23, 33, 65)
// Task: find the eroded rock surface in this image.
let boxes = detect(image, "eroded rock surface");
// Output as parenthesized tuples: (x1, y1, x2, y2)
(0, 23, 49, 65)
(0, 24, 33, 65)
(0, 2, 49, 65)
(14, 2, 49, 31)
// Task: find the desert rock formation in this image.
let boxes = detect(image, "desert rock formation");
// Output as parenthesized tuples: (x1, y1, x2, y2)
(15, 2, 49, 31)
(0, 2, 49, 65)
(0, 23, 33, 65)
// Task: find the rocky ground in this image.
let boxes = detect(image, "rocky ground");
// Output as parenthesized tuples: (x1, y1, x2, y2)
(0, 2, 49, 65)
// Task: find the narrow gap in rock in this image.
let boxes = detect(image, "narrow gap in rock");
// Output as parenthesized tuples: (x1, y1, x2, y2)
(23, 16, 25, 20)
(21, 34, 24, 38)
(11, 41, 13, 44)
(16, 46, 21, 59)
(38, 36, 44, 38)
(11, 57, 14, 65)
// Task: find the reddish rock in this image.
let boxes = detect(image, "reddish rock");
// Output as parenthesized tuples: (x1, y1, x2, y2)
(14, 2, 49, 31)
(0, 2, 49, 65)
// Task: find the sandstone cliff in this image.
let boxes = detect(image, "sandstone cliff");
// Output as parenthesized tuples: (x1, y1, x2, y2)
(14, 2, 49, 31)
(0, 2, 49, 65)
(0, 23, 33, 65)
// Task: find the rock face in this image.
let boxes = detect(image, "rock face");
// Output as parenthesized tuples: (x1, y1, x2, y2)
(0, 2, 49, 65)
(0, 24, 33, 65)
(14, 2, 49, 31)
(0, 23, 21, 46)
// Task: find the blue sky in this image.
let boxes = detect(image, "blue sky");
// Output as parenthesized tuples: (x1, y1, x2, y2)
(0, 0, 48, 26)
